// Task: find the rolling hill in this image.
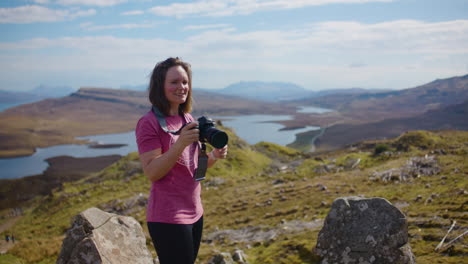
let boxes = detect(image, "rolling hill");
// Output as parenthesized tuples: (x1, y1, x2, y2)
(216, 81, 311, 101)
(206, 81, 388, 102)
(0, 87, 295, 158)
(313, 100, 468, 151)
(1, 74, 467, 158)
(296, 74, 468, 124)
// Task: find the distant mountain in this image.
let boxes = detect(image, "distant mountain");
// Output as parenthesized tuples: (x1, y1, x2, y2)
(209, 81, 392, 102)
(312, 87, 391, 97)
(119, 84, 147, 91)
(1, 75, 467, 158)
(296, 74, 468, 123)
(314, 99, 468, 151)
(30, 84, 76, 98)
(0, 85, 76, 106)
(215, 81, 312, 101)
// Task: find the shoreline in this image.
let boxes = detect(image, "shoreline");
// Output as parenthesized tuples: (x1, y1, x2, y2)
(287, 128, 324, 152)
(0, 155, 122, 210)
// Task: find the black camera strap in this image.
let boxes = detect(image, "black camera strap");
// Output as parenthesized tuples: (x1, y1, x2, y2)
(151, 106, 206, 181)
(194, 143, 208, 181)
(151, 106, 183, 135)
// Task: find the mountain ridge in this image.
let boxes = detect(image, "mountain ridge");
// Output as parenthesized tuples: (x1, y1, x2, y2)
(312, 99, 468, 152)
(296, 74, 468, 122)
(0, 74, 466, 158)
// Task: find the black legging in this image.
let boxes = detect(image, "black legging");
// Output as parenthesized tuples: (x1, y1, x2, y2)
(147, 216, 203, 264)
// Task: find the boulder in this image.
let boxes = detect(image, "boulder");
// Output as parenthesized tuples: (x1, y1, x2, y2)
(206, 250, 249, 264)
(232, 249, 249, 264)
(207, 252, 235, 264)
(56, 207, 153, 264)
(314, 197, 415, 264)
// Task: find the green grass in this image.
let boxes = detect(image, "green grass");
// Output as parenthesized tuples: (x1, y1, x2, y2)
(1, 130, 467, 264)
(0, 254, 26, 264)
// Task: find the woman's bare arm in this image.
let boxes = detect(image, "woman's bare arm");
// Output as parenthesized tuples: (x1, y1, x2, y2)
(207, 145, 228, 168)
(140, 122, 199, 182)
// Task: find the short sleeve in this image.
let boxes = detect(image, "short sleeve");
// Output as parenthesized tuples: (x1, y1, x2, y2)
(135, 116, 162, 154)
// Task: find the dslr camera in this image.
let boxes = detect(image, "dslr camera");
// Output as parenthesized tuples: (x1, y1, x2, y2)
(195, 116, 228, 149)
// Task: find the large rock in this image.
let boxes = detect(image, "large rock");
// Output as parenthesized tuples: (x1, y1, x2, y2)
(314, 197, 415, 264)
(56, 207, 153, 264)
(206, 250, 249, 264)
(207, 252, 235, 264)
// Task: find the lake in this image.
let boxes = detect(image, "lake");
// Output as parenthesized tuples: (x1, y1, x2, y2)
(214, 115, 320, 146)
(0, 106, 331, 179)
(0, 100, 39, 112)
(0, 132, 138, 179)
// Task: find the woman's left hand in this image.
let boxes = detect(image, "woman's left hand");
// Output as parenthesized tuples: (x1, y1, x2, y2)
(212, 145, 228, 160)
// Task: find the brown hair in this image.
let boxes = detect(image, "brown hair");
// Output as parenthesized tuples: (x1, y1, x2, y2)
(148, 57, 193, 116)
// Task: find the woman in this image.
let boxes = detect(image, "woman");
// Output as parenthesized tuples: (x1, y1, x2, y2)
(135, 57, 227, 264)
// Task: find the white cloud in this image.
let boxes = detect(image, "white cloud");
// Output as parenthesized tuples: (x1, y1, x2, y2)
(0, 5, 95, 23)
(1, 19, 466, 90)
(2, 19, 467, 57)
(32, 0, 50, 4)
(149, 0, 394, 17)
(55, 0, 127, 6)
(183, 23, 231, 31)
(300, 20, 468, 54)
(80, 22, 157, 31)
(121, 10, 145, 16)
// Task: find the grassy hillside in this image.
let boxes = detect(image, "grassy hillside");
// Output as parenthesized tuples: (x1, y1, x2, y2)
(0, 129, 467, 264)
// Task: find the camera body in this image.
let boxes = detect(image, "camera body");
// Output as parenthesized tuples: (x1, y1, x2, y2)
(195, 116, 228, 149)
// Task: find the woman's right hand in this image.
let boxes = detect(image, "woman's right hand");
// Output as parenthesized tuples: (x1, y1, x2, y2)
(176, 122, 199, 147)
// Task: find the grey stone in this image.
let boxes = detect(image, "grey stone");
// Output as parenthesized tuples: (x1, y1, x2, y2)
(314, 197, 415, 264)
(56, 207, 153, 264)
(99, 193, 148, 215)
(232, 249, 248, 264)
(207, 252, 235, 264)
(344, 158, 361, 170)
(372, 155, 440, 182)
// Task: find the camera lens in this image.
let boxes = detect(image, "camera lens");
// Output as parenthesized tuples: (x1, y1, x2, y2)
(207, 128, 228, 148)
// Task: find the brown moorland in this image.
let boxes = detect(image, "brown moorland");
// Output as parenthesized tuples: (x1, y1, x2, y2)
(1, 74, 467, 158)
(294, 74, 468, 124)
(0, 88, 296, 158)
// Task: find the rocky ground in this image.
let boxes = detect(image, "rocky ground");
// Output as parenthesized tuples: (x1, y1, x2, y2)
(0, 129, 467, 264)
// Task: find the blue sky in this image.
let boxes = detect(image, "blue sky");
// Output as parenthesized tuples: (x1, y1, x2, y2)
(1, 0, 467, 92)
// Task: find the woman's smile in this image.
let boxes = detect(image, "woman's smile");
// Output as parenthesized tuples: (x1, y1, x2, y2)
(164, 65, 190, 113)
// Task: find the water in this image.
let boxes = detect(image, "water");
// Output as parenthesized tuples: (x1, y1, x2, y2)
(0, 102, 30, 112)
(0, 99, 45, 112)
(0, 106, 327, 179)
(215, 115, 320, 146)
(0, 131, 137, 179)
(297, 106, 333, 114)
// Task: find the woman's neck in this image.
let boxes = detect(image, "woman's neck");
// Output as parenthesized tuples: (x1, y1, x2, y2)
(168, 105, 179, 116)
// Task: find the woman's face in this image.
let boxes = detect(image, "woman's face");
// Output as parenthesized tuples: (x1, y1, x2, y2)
(164, 65, 190, 108)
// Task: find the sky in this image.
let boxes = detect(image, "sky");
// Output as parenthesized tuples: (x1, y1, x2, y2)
(0, 0, 467, 92)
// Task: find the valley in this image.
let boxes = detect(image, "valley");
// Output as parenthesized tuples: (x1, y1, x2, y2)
(0, 74, 467, 263)
(1, 75, 467, 159)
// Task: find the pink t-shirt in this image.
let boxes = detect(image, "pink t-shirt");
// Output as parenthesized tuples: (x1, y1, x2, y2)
(135, 110, 203, 224)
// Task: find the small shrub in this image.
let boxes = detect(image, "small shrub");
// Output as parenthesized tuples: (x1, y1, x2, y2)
(374, 144, 390, 155)
(395, 131, 439, 151)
